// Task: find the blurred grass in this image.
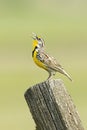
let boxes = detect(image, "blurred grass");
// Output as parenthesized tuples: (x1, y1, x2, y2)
(0, 0, 87, 130)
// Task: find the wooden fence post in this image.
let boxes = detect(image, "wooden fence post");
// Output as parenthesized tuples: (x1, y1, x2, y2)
(24, 79, 85, 130)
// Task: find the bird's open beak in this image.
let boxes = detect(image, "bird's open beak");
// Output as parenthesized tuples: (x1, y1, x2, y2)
(32, 32, 37, 40)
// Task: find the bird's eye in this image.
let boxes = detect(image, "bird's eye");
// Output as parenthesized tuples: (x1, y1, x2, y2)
(37, 37, 41, 41)
(36, 36, 41, 41)
(38, 38, 41, 40)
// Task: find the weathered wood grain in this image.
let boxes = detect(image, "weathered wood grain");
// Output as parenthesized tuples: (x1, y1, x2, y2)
(24, 79, 85, 130)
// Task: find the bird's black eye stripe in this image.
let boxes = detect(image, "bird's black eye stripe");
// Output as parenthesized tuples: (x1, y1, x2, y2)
(38, 38, 41, 40)
(32, 46, 38, 57)
(36, 36, 41, 40)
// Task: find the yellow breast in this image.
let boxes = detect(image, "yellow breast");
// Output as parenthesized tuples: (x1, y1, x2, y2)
(33, 50, 47, 70)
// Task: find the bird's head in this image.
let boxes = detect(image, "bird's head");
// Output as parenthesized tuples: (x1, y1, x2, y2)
(32, 33, 45, 50)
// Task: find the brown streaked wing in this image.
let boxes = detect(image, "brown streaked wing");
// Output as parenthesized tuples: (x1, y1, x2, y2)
(39, 51, 63, 70)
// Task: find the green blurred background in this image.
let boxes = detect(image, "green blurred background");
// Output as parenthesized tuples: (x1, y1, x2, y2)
(0, 0, 87, 129)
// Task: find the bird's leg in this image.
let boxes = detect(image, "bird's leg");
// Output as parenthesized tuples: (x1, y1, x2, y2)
(47, 71, 55, 80)
(47, 72, 52, 80)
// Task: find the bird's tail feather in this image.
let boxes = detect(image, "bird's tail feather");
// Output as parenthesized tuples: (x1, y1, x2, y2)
(62, 69, 72, 81)
(56, 67, 72, 81)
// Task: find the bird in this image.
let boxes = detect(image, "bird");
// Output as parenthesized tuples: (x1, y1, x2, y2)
(32, 33, 72, 81)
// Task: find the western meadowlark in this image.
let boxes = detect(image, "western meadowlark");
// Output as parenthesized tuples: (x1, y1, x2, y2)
(32, 33, 72, 81)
